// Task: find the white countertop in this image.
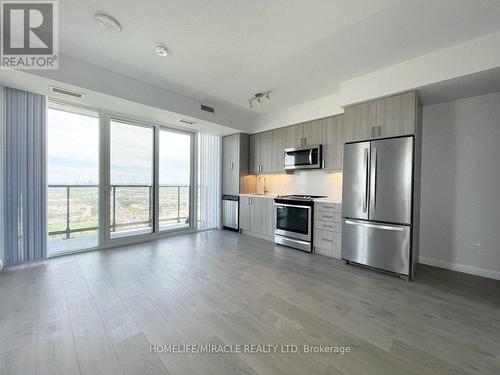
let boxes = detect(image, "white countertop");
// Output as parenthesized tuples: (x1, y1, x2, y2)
(313, 197, 342, 204)
(239, 193, 276, 199)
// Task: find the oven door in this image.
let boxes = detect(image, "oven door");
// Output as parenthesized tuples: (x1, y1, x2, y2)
(275, 203, 312, 241)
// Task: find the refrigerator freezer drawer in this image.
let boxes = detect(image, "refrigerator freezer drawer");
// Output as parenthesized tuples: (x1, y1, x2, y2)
(341, 219, 410, 275)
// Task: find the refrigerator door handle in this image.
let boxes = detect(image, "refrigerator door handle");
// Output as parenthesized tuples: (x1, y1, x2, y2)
(363, 148, 369, 213)
(370, 147, 377, 213)
(345, 219, 404, 232)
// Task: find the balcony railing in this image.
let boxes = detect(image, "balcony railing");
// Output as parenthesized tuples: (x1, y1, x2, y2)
(48, 184, 189, 239)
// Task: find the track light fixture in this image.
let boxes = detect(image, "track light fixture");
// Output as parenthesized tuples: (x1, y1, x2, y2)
(248, 90, 272, 109)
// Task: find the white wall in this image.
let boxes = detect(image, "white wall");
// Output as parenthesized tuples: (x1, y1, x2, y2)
(257, 171, 343, 201)
(420, 91, 500, 279)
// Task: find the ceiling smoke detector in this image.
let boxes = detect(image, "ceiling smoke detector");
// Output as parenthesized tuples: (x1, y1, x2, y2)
(94, 14, 121, 32)
(155, 45, 169, 57)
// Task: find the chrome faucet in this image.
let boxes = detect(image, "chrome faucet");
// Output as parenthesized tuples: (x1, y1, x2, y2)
(258, 176, 268, 193)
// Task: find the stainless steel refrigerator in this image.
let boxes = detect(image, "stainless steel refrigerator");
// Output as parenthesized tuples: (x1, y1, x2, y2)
(341, 136, 417, 280)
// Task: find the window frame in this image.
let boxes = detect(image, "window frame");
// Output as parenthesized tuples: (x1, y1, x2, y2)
(47, 99, 198, 256)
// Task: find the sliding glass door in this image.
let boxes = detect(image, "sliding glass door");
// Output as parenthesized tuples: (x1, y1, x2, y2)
(47, 103, 195, 253)
(109, 120, 154, 239)
(158, 128, 192, 231)
(47, 106, 100, 255)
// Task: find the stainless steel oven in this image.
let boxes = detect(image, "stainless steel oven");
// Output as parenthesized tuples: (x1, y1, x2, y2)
(274, 195, 325, 252)
(284, 145, 322, 171)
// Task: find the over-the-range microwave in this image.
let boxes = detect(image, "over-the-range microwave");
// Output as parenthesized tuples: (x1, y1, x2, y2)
(283, 145, 322, 171)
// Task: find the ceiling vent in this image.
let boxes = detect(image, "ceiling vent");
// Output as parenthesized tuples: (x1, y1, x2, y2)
(201, 104, 214, 113)
(177, 119, 196, 125)
(49, 86, 85, 101)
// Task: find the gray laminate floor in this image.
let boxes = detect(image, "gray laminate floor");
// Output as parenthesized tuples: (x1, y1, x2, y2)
(1, 230, 499, 375)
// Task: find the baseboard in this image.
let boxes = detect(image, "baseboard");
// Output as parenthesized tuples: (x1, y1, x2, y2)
(419, 256, 500, 280)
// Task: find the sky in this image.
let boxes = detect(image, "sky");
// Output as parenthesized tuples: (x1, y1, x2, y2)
(47, 108, 191, 186)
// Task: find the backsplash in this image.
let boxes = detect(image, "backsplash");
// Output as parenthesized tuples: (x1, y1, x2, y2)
(256, 170, 343, 200)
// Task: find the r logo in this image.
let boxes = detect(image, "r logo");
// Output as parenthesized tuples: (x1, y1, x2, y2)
(1, 1, 58, 68)
(3, 2, 53, 54)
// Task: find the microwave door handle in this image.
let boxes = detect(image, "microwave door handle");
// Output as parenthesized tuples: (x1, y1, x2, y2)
(309, 149, 313, 164)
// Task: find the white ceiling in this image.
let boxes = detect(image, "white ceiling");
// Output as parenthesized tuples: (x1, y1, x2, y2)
(57, 0, 500, 115)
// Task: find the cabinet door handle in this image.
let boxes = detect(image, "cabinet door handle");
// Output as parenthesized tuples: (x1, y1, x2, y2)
(322, 160, 325, 169)
(322, 238, 333, 243)
(378, 126, 382, 137)
(371, 126, 375, 138)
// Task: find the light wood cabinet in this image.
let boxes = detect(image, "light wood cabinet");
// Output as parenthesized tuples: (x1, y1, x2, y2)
(376, 91, 416, 138)
(322, 114, 344, 171)
(249, 197, 262, 234)
(345, 91, 417, 142)
(239, 196, 251, 231)
(271, 128, 286, 173)
(240, 196, 274, 239)
(222, 134, 250, 195)
(286, 119, 323, 147)
(250, 130, 285, 174)
(345, 101, 377, 143)
(313, 202, 342, 258)
(303, 119, 323, 145)
(260, 131, 273, 173)
(286, 123, 304, 147)
(249, 133, 260, 174)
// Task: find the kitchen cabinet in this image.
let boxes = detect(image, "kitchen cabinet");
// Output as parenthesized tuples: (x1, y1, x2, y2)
(239, 196, 251, 230)
(376, 91, 416, 138)
(286, 119, 323, 147)
(303, 119, 323, 145)
(222, 133, 252, 195)
(260, 131, 273, 173)
(345, 101, 377, 143)
(250, 130, 283, 174)
(249, 133, 260, 174)
(313, 202, 342, 258)
(345, 91, 417, 142)
(239, 196, 275, 239)
(322, 114, 345, 171)
(271, 128, 286, 173)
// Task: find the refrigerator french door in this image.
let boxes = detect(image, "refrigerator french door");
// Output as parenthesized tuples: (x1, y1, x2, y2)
(341, 136, 414, 278)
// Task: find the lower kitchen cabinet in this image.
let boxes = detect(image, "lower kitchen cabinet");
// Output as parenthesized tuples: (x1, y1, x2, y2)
(313, 202, 342, 258)
(239, 195, 275, 240)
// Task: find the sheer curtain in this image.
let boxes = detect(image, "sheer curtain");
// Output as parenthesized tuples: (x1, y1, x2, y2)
(197, 133, 221, 230)
(2, 87, 47, 266)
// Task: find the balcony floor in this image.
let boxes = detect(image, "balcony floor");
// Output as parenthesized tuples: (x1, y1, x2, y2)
(48, 234, 99, 256)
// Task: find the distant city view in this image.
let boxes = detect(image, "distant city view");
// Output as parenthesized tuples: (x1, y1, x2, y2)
(47, 108, 191, 254)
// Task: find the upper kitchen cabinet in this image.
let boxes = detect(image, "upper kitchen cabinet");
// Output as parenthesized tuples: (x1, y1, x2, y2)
(271, 128, 286, 172)
(285, 119, 323, 148)
(345, 91, 417, 142)
(345, 100, 377, 142)
(376, 91, 416, 138)
(322, 114, 345, 171)
(249, 133, 261, 174)
(222, 133, 253, 195)
(250, 130, 284, 174)
(260, 131, 273, 173)
(303, 119, 323, 145)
